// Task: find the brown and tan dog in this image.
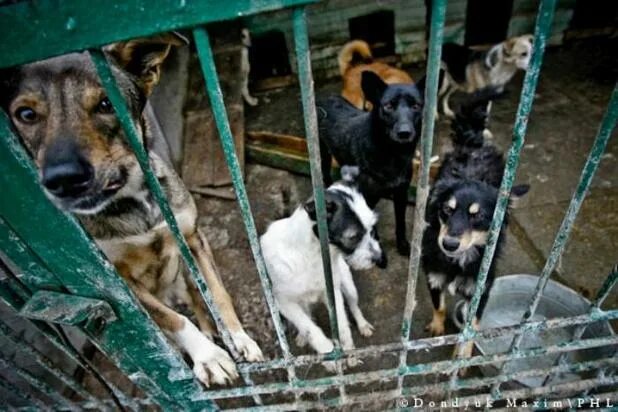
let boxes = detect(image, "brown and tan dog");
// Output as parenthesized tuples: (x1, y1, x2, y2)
(0, 33, 263, 387)
(338, 40, 413, 110)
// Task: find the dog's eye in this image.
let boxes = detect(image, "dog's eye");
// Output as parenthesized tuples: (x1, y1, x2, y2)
(442, 205, 453, 215)
(412, 103, 422, 110)
(383, 102, 393, 111)
(521, 51, 529, 57)
(14, 107, 38, 124)
(95, 97, 114, 114)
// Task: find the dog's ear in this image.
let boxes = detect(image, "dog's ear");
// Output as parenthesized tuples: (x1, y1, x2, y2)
(0, 67, 18, 109)
(361, 71, 387, 105)
(105, 32, 188, 96)
(340, 165, 360, 184)
(509, 184, 530, 208)
(522, 34, 534, 45)
(304, 195, 339, 222)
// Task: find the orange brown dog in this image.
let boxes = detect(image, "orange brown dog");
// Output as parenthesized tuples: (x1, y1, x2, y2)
(338, 40, 413, 110)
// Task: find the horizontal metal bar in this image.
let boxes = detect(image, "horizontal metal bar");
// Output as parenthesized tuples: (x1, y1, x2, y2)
(230, 358, 618, 411)
(0, 0, 317, 68)
(197, 334, 618, 400)
(0, 355, 77, 411)
(238, 309, 618, 373)
(0, 320, 102, 408)
(0, 376, 49, 411)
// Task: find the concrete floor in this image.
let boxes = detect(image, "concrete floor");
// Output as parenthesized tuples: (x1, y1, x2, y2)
(196, 39, 616, 406)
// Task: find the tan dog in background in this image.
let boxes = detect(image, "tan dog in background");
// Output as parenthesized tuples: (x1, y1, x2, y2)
(338, 40, 413, 110)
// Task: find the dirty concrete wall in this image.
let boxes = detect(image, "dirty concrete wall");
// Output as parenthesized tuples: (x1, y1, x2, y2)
(245, 0, 467, 79)
(245, 0, 584, 80)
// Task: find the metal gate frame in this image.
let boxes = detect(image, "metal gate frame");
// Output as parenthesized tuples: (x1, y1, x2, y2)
(0, 0, 616, 410)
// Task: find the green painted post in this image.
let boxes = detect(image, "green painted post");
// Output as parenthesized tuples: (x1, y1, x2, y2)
(292, 6, 341, 350)
(398, 0, 446, 396)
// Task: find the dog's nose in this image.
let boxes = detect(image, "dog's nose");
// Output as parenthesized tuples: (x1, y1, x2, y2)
(397, 131, 412, 141)
(442, 237, 460, 252)
(42, 159, 94, 198)
(374, 251, 388, 269)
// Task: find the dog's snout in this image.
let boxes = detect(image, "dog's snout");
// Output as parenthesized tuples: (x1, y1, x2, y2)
(42, 139, 94, 198)
(374, 251, 388, 268)
(42, 159, 94, 198)
(442, 237, 460, 252)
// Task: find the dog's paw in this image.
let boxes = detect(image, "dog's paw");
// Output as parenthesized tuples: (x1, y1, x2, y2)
(346, 356, 362, 368)
(425, 319, 445, 337)
(192, 343, 239, 387)
(397, 239, 411, 257)
(453, 342, 474, 376)
(358, 320, 374, 337)
(295, 333, 308, 348)
(232, 332, 264, 362)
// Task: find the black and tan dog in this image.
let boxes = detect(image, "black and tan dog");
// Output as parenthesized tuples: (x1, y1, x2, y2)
(422, 89, 529, 366)
(0, 33, 263, 386)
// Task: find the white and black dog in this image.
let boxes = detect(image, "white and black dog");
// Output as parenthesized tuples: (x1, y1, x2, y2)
(260, 166, 385, 367)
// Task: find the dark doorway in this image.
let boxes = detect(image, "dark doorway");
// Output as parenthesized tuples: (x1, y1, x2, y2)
(348, 10, 396, 57)
(569, 0, 618, 31)
(464, 0, 514, 46)
(249, 30, 292, 81)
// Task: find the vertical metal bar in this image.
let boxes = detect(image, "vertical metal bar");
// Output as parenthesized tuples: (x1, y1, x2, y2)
(291, 6, 340, 348)
(451, 0, 558, 380)
(542, 265, 618, 386)
(292, 6, 346, 401)
(89, 49, 238, 360)
(489, 83, 618, 397)
(192, 24, 301, 405)
(190, 26, 291, 358)
(0, 355, 76, 411)
(398, 0, 446, 395)
(0, 320, 103, 408)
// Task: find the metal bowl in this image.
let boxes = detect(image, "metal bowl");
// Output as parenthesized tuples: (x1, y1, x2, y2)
(463, 274, 614, 388)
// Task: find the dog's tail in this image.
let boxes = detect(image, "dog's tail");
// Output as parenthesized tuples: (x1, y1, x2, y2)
(338, 40, 373, 76)
(451, 87, 502, 148)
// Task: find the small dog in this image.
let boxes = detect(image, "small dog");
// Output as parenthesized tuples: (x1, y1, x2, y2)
(318, 71, 424, 258)
(261, 166, 384, 366)
(1, 33, 263, 386)
(438, 34, 534, 119)
(422, 89, 529, 361)
(240, 28, 258, 106)
(338, 40, 413, 111)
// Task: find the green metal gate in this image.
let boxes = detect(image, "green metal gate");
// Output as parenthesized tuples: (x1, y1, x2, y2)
(0, 0, 616, 410)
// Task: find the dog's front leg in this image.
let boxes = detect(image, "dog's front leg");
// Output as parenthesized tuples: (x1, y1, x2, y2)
(119, 274, 238, 387)
(393, 184, 411, 256)
(279, 300, 337, 371)
(187, 229, 264, 362)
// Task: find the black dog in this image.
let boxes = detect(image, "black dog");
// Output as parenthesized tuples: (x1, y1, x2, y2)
(317, 71, 425, 259)
(422, 89, 529, 360)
